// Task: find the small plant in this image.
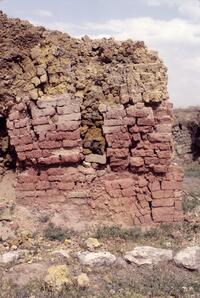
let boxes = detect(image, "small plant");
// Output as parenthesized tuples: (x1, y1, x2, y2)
(39, 214, 50, 223)
(43, 224, 75, 241)
(95, 225, 142, 241)
(185, 165, 200, 178)
(182, 196, 200, 213)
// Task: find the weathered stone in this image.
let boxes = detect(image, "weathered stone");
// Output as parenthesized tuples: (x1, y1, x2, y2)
(51, 250, 70, 259)
(174, 246, 200, 271)
(85, 154, 106, 165)
(77, 273, 90, 288)
(77, 251, 116, 266)
(0, 251, 20, 264)
(85, 238, 101, 250)
(124, 246, 173, 265)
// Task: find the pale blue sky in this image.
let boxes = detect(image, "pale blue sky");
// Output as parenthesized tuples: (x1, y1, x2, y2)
(1, 0, 200, 107)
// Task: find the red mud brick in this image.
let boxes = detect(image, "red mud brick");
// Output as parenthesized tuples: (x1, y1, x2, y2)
(138, 177, 148, 187)
(173, 211, 184, 222)
(137, 117, 155, 126)
(148, 133, 171, 143)
(152, 198, 174, 207)
(19, 135, 33, 145)
(130, 157, 144, 167)
(47, 168, 65, 175)
(57, 182, 75, 190)
(106, 109, 126, 120)
(57, 105, 80, 115)
(38, 156, 61, 165)
(152, 207, 174, 223)
(63, 139, 81, 148)
(48, 175, 63, 182)
(9, 111, 19, 121)
(156, 124, 172, 133)
(118, 178, 134, 189)
(25, 150, 42, 159)
(17, 183, 36, 191)
(57, 122, 79, 131)
(18, 174, 38, 184)
(17, 153, 26, 160)
(149, 181, 160, 192)
(156, 150, 171, 159)
(161, 181, 181, 190)
(175, 200, 182, 211)
(152, 190, 173, 199)
(32, 117, 50, 126)
(153, 165, 168, 173)
(122, 188, 134, 197)
(14, 118, 28, 129)
(39, 141, 62, 149)
(104, 119, 123, 126)
(60, 152, 82, 163)
(16, 144, 33, 152)
(36, 181, 50, 190)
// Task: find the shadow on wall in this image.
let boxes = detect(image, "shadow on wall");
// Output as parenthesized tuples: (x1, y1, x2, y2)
(0, 115, 17, 174)
(187, 121, 200, 161)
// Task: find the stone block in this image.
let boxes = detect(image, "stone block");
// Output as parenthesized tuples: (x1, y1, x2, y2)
(130, 157, 144, 167)
(148, 133, 171, 143)
(152, 198, 174, 207)
(57, 182, 75, 190)
(39, 141, 62, 149)
(36, 181, 50, 190)
(57, 122, 79, 131)
(152, 190, 173, 199)
(152, 207, 174, 223)
(85, 154, 106, 165)
(16, 144, 33, 152)
(57, 105, 80, 115)
(32, 117, 50, 126)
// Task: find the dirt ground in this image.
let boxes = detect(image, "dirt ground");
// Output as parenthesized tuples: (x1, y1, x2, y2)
(0, 164, 199, 297)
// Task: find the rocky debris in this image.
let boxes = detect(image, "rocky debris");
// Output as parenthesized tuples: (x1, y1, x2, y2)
(173, 107, 200, 163)
(77, 273, 90, 288)
(44, 265, 71, 289)
(0, 202, 15, 221)
(174, 246, 200, 271)
(85, 237, 101, 250)
(0, 251, 21, 264)
(124, 246, 173, 265)
(0, 222, 16, 242)
(6, 262, 48, 286)
(77, 251, 116, 266)
(52, 249, 70, 259)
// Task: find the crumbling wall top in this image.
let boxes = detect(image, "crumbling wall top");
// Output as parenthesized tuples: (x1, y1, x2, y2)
(0, 11, 168, 115)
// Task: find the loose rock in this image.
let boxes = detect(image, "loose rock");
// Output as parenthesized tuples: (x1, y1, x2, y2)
(77, 251, 116, 266)
(174, 246, 200, 271)
(85, 237, 101, 250)
(0, 251, 20, 264)
(124, 246, 173, 265)
(77, 273, 90, 288)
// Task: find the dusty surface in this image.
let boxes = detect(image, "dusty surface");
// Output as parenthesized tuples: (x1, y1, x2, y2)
(0, 166, 198, 297)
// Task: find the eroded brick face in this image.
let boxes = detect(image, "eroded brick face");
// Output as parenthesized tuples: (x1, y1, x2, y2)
(7, 94, 184, 227)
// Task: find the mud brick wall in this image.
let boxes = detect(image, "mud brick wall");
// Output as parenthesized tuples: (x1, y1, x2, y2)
(1, 12, 184, 228)
(7, 95, 184, 227)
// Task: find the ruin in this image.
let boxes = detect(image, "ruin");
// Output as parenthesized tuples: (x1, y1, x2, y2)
(0, 12, 184, 228)
(173, 107, 200, 163)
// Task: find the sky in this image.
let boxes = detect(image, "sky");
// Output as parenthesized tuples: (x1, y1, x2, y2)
(0, 0, 200, 107)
